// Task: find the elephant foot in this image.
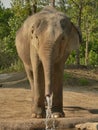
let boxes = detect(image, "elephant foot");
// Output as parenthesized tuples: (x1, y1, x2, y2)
(31, 112, 46, 118)
(31, 106, 46, 118)
(51, 112, 65, 118)
(51, 106, 65, 118)
(32, 113, 42, 118)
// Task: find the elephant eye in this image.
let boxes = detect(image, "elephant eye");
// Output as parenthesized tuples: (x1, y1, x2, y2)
(32, 30, 34, 33)
(35, 35, 38, 39)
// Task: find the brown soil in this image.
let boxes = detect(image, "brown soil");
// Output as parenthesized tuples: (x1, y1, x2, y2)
(0, 68, 98, 129)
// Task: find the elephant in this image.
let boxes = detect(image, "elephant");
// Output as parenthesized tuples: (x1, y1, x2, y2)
(16, 6, 82, 118)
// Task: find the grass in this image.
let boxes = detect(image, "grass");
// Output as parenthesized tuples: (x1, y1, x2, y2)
(64, 72, 90, 86)
(0, 62, 93, 87)
(9, 60, 24, 72)
(64, 72, 73, 80)
(0, 59, 24, 73)
(78, 77, 89, 86)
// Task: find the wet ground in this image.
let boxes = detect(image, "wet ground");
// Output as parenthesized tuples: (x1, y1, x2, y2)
(0, 69, 98, 129)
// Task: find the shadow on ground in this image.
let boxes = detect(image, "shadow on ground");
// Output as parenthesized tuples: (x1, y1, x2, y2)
(64, 106, 98, 114)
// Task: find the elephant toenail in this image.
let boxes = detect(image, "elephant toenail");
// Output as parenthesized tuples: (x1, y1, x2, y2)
(31, 113, 36, 118)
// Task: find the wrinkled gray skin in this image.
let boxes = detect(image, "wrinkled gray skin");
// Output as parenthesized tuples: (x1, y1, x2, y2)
(16, 6, 81, 118)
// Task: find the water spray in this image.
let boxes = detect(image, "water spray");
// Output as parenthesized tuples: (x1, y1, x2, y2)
(45, 95, 55, 130)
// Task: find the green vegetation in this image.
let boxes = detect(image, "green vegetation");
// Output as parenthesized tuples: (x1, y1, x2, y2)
(0, 59, 24, 73)
(64, 73, 73, 80)
(64, 72, 90, 86)
(0, 0, 98, 72)
(78, 78, 89, 86)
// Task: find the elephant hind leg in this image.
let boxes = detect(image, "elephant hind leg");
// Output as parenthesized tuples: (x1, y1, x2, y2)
(24, 64, 34, 92)
(23, 64, 34, 105)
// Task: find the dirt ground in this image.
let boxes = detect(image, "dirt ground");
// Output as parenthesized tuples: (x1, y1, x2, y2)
(0, 68, 98, 128)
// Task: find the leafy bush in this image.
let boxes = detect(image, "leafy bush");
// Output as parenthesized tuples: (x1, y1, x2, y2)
(8, 59, 24, 72)
(89, 50, 98, 66)
(0, 59, 24, 73)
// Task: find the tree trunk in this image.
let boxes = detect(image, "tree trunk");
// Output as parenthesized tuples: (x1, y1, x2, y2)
(85, 21, 90, 66)
(76, 1, 82, 66)
(32, 0, 37, 14)
(49, 0, 55, 7)
(76, 49, 80, 66)
(25, 0, 32, 15)
(85, 35, 89, 65)
(25, 0, 37, 15)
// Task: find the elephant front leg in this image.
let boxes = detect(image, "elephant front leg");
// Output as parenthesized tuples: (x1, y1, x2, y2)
(30, 47, 45, 118)
(52, 62, 65, 118)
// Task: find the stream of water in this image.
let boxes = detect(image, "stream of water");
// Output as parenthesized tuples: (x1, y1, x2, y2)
(45, 95, 55, 130)
(45, 96, 76, 130)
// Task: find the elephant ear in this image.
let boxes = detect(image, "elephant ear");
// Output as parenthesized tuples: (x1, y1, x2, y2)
(71, 22, 82, 44)
(67, 23, 82, 52)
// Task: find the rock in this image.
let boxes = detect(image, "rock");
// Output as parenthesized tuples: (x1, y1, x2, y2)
(75, 122, 98, 130)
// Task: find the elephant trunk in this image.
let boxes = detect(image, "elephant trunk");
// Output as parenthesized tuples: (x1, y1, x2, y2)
(41, 45, 54, 97)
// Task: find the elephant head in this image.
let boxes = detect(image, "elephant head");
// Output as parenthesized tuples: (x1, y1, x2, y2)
(30, 6, 81, 96)
(16, 6, 81, 118)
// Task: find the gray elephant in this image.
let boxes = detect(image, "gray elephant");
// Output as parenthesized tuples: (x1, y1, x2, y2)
(16, 6, 81, 118)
